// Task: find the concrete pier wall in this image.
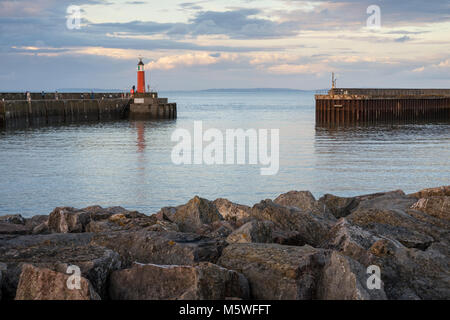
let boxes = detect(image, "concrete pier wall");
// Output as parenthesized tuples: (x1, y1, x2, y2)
(129, 102, 177, 120)
(0, 96, 131, 128)
(129, 92, 177, 120)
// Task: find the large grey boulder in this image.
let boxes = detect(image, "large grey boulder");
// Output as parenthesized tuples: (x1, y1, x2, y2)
(0, 214, 26, 225)
(410, 196, 450, 220)
(321, 217, 450, 300)
(213, 198, 252, 224)
(48, 206, 152, 233)
(274, 191, 317, 210)
(0, 221, 30, 235)
(155, 201, 231, 236)
(274, 191, 333, 219)
(317, 194, 360, 218)
(317, 190, 406, 219)
(217, 243, 329, 299)
(250, 200, 331, 246)
(226, 220, 273, 244)
(409, 186, 450, 198)
(322, 216, 435, 261)
(347, 192, 449, 244)
(48, 207, 90, 233)
(321, 218, 382, 265)
(154, 206, 177, 222)
(85, 211, 158, 233)
(90, 230, 226, 267)
(169, 196, 223, 233)
(371, 240, 450, 300)
(15, 264, 100, 300)
(0, 214, 48, 235)
(317, 251, 387, 300)
(0, 233, 120, 300)
(109, 262, 249, 300)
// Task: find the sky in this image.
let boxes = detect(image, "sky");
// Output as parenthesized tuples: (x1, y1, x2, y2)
(0, 0, 449, 91)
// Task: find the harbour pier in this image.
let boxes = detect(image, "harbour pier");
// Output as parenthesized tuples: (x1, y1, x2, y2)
(0, 92, 130, 128)
(0, 59, 177, 128)
(315, 88, 450, 125)
(0, 91, 177, 128)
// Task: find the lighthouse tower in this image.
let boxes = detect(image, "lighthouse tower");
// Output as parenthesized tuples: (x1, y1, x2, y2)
(137, 58, 146, 93)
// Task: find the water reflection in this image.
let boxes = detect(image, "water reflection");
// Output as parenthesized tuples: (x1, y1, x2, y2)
(135, 121, 146, 153)
(312, 122, 450, 196)
(315, 121, 450, 142)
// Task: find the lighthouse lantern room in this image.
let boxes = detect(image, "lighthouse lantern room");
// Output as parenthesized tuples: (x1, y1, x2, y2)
(137, 58, 146, 93)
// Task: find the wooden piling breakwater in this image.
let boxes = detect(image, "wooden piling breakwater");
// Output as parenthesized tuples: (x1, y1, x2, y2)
(315, 88, 450, 125)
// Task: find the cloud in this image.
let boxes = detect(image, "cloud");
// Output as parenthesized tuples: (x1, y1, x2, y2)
(0, 15, 279, 54)
(87, 8, 301, 39)
(266, 63, 326, 75)
(179, 2, 203, 11)
(0, 0, 107, 18)
(384, 30, 428, 35)
(187, 9, 300, 39)
(412, 58, 450, 73)
(437, 59, 450, 68)
(147, 52, 222, 70)
(395, 35, 412, 42)
(248, 53, 298, 65)
(276, 0, 450, 30)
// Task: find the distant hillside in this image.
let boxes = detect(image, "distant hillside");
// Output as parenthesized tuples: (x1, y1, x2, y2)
(200, 88, 320, 93)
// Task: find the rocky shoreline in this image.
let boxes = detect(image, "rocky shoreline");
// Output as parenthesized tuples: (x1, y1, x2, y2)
(0, 186, 449, 300)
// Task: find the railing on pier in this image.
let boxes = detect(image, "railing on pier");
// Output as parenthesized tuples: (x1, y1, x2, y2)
(327, 88, 450, 97)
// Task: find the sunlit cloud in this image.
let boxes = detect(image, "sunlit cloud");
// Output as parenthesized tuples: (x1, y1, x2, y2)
(437, 59, 450, 68)
(267, 64, 322, 75)
(148, 52, 221, 70)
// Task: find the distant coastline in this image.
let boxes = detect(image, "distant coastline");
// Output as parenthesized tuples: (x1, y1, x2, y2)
(198, 88, 320, 93)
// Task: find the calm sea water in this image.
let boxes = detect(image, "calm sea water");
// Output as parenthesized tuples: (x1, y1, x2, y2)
(1, 91, 449, 217)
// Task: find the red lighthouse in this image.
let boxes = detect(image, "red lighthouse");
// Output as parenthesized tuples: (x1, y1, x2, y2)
(137, 58, 146, 93)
